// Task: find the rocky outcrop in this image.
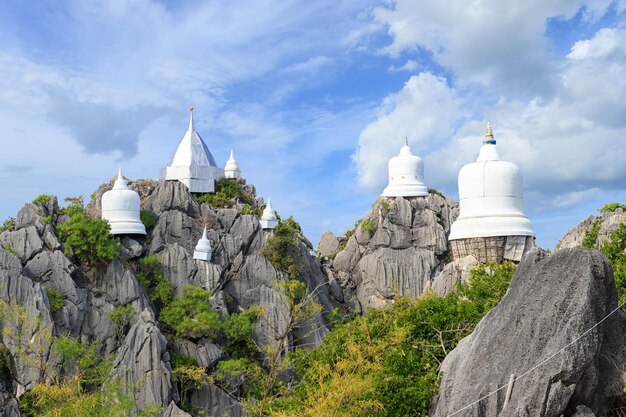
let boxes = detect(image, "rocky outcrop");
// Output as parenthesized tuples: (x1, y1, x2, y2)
(162, 401, 192, 417)
(327, 194, 458, 311)
(113, 309, 172, 412)
(428, 255, 479, 296)
(189, 383, 245, 417)
(432, 248, 625, 416)
(557, 208, 626, 250)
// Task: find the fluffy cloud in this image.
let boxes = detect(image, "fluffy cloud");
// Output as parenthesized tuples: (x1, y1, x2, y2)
(373, 0, 614, 95)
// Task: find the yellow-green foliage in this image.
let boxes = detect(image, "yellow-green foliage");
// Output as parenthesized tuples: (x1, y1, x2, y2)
(261, 217, 303, 278)
(599, 202, 626, 213)
(195, 178, 255, 208)
(140, 210, 157, 229)
(582, 218, 602, 249)
(135, 256, 174, 310)
(0, 217, 15, 233)
(45, 287, 64, 313)
(32, 194, 53, 206)
(267, 262, 516, 417)
(360, 219, 377, 235)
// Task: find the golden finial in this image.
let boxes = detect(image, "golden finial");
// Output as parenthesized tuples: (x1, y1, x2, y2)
(484, 121, 496, 144)
(189, 106, 194, 112)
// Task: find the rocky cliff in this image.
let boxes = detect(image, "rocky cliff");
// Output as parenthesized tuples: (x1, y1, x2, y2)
(557, 207, 626, 250)
(0, 178, 339, 416)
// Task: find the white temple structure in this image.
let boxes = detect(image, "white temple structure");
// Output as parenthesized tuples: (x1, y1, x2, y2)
(381, 138, 428, 198)
(259, 197, 278, 229)
(448, 123, 534, 263)
(101, 168, 146, 235)
(224, 149, 241, 179)
(160, 107, 224, 193)
(193, 227, 212, 261)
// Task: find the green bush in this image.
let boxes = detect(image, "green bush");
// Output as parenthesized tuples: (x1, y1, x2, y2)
(45, 287, 64, 313)
(379, 199, 391, 215)
(57, 204, 119, 268)
(32, 194, 53, 206)
(428, 188, 444, 198)
(360, 219, 377, 235)
(140, 210, 157, 229)
(195, 178, 255, 208)
(261, 217, 302, 278)
(135, 256, 174, 311)
(0, 218, 15, 233)
(160, 286, 221, 340)
(267, 262, 516, 416)
(582, 218, 602, 249)
(109, 304, 136, 341)
(599, 202, 626, 213)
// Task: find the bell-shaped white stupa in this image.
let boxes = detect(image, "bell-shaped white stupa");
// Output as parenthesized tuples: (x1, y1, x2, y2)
(160, 107, 224, 193)
(381, 137, 428, 197)
(224, 149, 241, 179)
(259, 197, 278, 229)
(193, 227, 212, 261)
(448, 123, 534, 263)
(101, 168, 146, 235)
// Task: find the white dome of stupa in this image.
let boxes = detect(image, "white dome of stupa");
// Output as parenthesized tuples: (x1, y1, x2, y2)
(381, 138, 428, 197)
(160, 107, 225, 193)
(449, 123, 534, 240)
(259, 197, 278, 229)
(101, 168, 146, 235)
(193, 227, 212, 261)
(224, 149, 241, 179)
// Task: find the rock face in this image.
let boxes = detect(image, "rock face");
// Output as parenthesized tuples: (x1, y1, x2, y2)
(326, 194, 458, 311)
(432, 248, 625, 417)
(557, 208, 626, 250)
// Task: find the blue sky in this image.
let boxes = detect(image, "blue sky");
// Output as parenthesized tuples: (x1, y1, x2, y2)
(1, 0, 626, 249)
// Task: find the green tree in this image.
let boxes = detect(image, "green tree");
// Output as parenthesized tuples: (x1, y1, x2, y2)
(261, 217, 303, 278)
(45, 287, 64, 313)
(160, 286, 221, 340)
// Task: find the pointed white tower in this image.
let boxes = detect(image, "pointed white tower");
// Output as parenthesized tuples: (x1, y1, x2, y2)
(381, 137, 428, 197)
(224, 149, 241, 179)
(448, 123, 534, 263)
(160, 107, 224, 193)
(259, 197, 278, 229)
(193, 227, 212, 261)
(101, 168, 146, 235)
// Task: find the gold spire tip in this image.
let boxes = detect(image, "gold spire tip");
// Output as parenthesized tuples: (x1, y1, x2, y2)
(189, 106, 193, 112)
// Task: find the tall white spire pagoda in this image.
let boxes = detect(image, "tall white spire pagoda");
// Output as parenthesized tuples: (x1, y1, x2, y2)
(224, 149, 241, 179)
(160, 107, 224, 193)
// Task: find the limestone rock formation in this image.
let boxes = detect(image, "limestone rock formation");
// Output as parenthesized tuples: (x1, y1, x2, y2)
(162, 401, 192, 417)
(557, 207, 626, 250)
(326, 193, 458, 311)
(431, 248, 625, 417)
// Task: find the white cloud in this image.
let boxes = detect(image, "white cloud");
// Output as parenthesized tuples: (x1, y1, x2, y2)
(388, 59, 419, 72)
(373, 0, 614, 94)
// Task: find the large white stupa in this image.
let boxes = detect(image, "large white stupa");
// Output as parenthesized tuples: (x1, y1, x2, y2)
(259, 197, 278, 229)
(381, 138, 428, 198)
(101, 168, 146, 235)
(448, 123, 534, 262)
(193, 227, 212, 261)
(160, 107, 224, 193)
(224, 149, 241, 179)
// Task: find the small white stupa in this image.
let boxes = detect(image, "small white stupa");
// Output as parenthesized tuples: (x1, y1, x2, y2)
(101, 168, 146, 235)
(448, 123, 534, 263)
(381, 137, 428, 197)
(160, 107, 224, 193)
(259, 197, 278, 229)
(193, 227, 212, 261)
(224, 149, 241, 179)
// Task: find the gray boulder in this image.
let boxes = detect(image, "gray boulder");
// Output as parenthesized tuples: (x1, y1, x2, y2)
(113, 309, 172, 412)
(429, 255, 479, 297)
(0, 226, 44, 264)
(431, 248, 625, 417)
(318, 232, 339, 258)
(143, 181, 199, 218)
(189, 383, 245, 417)
(162, 401, 192, 417)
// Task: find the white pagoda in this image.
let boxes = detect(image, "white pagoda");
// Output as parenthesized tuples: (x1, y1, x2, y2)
(101, 168, 146, 235)
(224, 149, 241, 179)
(381, 138, 428, 198)
(448, 123, 534, 263)
(160, 107, 224, 193)
(259, 198, 278, 229)
(193, 227, 212, 261)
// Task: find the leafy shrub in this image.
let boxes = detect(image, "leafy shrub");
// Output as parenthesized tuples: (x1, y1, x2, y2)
(135, 256, 174, 311)
(599, 202, 626, 213)
(261, 217, 303, 278)
(160, 286, 221, 340)
(582, 218, 602, 249)
(39, 214, 53, 225)
(32, 194, 53, 206)
(57, 203, 119, 267)
(598, 223, 626, 306)
(428, 188, 444, 198)
(195, 178, 255, 208)
(379, 199, 391, 215)
(0, 343, 11, 379)
(45, 287, 64, 313)
(109, 304, 136, 341)
(0, 218, 15, 233)
(360, 219, 377, 235)
(267, 262, 516, 417)
(140, 210, 157, 229)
